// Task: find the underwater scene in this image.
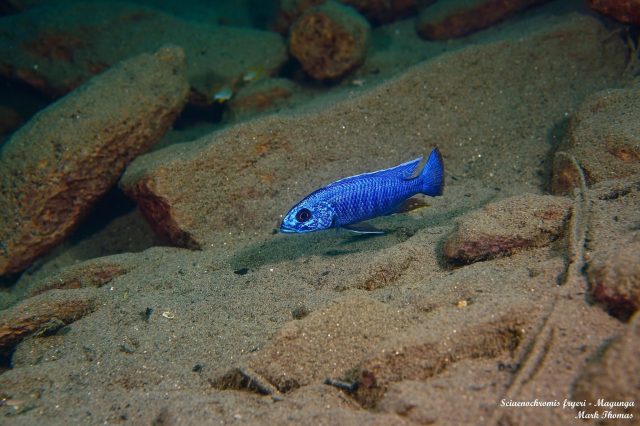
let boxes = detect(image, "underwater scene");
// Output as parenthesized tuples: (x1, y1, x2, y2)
(0, 0, 639, 424)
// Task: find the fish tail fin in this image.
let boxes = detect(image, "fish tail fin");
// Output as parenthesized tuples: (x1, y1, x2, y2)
(419, 147, 444, 196)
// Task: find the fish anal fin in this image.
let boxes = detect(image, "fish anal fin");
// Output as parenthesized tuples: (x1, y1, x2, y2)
(343, 223, 384, 235)
(394, 197, 430, 214)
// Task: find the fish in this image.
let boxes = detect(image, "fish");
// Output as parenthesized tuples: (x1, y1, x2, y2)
(280, 147, 444, 234)
(242, 66, 265, 83)
(212, 85, 234, 103)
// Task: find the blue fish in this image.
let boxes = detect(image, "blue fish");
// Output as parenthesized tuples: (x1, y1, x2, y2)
(280, 147, 444, 234)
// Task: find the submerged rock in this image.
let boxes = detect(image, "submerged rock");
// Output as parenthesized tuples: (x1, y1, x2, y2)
(443, 194, 572, 265)
(552, 83, 640, 195)
(225, 78, 297, 121)
(0, 1, 286, 103)
(585, 179, 640, 320)
(228, 295, 412, 392)
(589, 238, 640, 320)
(20, 254, 137, 299)
(0, 288, 97, 349)
(588, 0, 640, 24)
(0, 46, 189, 276)
(289, 1, 371, 80)
(273, 0, 420, 33)
(416, 0, 551, 40)
(573, 311, 640, 420)
(353, 311, 528, 408)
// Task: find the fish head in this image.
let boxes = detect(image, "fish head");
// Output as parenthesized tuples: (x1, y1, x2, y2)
(280, 200, 336, 233)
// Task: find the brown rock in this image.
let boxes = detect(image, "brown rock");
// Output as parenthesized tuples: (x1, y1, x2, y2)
(22, 255, 135, 298)
(585, 179, 640, 320)
(416, 0, 551, 40)
(225, 78, 296, 121)
(0, 1, 286, 103)
(353, 311, 527, 408)
(242, 295, 412, 392)
(0, 289, 97, 349)
(0, 46, 189, 276)
(552, 84, 640, 194)
(343, 0, 419, 25)
(273, 0, 420, 33)
(550, 151, 584, 196)
(272, 0, 324, 33)
(588, 0, 640, 24)
(573, 312, 640, 421)
(588, 238, 640, 321)
(348, 243, 421, 291)
(289, 1, 371, 80)
(443, 194, 572, 265)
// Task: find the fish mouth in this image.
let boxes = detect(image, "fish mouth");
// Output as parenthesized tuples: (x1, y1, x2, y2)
(279, 223, 297, 234)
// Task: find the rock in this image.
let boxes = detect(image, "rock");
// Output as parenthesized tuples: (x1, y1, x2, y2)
(585, 179, 640, 320)
(273, 0, 420, 33)
(347, 242, 423, 291)
(550, 151, 585, 196)
(551, 84, 640, 195)
(0, 289, 97, 349)
(239, 295, 412, 392)
(0, 46, 189, 276)
(588, 238, 640, 321)
(20, 254, 136, 299)
(443, 194, 572, 265)
(353, 311, 527, 408)
(416, 0, 551, 40)
(225, 78, 296, 121)
(0, 1, 286, 103)
(573, 312, 640, 420)
(588, 0, 640, 24)
(120, 16, 623, 250)
(1, 0, 259, 27)
(289, 1, 371, 80)
(272, 0, 323, 34)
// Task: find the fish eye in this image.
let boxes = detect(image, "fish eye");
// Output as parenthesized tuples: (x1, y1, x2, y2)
(295, 208, 312, 222)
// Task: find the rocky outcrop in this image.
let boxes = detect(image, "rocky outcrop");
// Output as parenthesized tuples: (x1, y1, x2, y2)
(585, 179, 640, 320)
(551, 83, 640, 195)
(0, 1, 286, 103)
(416, 0, 551, 40)
(273, 0, 420, 33)
(588, 0, 640, 24)
(0, 289, 97, 349)
(443, 194, 572, 265)
(0, 46, 189, 276)
(289, 1, 371, 80)
(573, 312, 640, 420)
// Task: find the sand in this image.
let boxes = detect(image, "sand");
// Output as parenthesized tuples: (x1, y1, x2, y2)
(1, 1, 639, 425)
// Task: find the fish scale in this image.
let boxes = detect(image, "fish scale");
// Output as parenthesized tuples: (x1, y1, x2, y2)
(280, 148, 444, 234)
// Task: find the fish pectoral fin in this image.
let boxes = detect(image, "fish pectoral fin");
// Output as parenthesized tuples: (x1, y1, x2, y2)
(393, 197, 430, 214)
(343, 223, 385, 235)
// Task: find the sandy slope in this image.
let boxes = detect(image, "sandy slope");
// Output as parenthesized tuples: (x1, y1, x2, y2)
(1, 7, 638, 426)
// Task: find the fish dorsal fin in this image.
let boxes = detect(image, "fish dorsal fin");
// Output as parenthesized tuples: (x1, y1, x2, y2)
(402, 156, 428, 180)
(327, 157, 423, 188)
(343, 223, 384, 234)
